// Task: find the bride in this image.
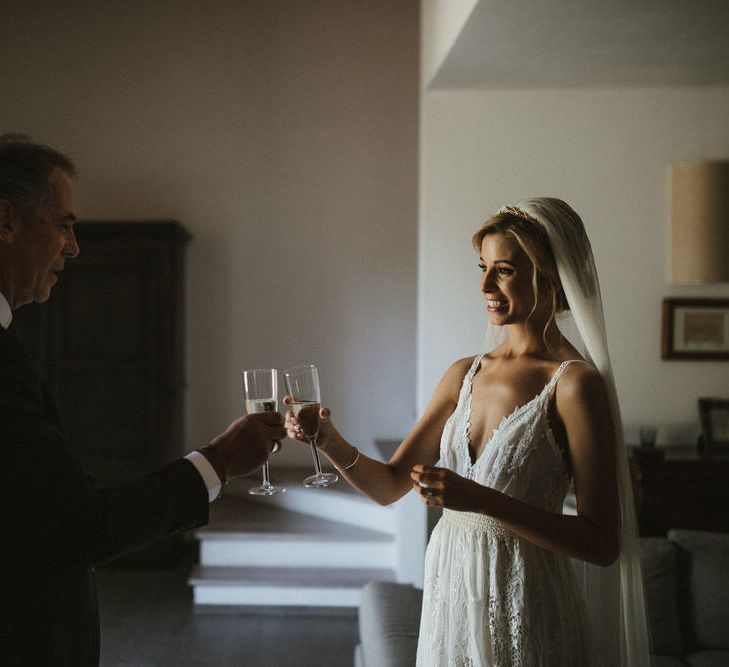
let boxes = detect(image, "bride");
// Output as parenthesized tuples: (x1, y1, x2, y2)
(285, 198, 651, 666)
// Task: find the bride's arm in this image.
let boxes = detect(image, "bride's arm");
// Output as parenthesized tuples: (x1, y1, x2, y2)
(285, 358, 473, 506)
(412, 363, 620, 566)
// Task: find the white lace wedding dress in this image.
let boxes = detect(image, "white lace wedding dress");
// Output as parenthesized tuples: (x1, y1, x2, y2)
(416, 355, 592, 667)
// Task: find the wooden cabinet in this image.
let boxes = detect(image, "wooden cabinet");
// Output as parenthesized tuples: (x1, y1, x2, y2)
(14, 221, 190, 565)
(630, 448, 729, 536)
(14, 221, 189, 485)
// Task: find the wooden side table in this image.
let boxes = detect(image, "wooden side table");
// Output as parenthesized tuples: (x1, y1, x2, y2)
(629, 447, 729, 536)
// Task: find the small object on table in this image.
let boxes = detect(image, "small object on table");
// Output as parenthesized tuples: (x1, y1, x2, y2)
(633, 426, 663, 460)
(639, 426, 657, 448)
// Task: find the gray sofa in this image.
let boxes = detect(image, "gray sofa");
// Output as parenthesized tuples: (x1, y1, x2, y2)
(356, 530, 729, 667)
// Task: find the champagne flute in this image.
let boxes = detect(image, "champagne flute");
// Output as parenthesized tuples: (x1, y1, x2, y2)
(243, 368, 285, 495)
(284, 364, 338, 488)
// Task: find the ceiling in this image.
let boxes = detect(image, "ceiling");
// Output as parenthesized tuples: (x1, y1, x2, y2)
(431, 0, 729, 89)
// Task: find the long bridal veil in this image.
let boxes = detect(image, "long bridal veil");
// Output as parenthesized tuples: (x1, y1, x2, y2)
(481, 198, 652, 666)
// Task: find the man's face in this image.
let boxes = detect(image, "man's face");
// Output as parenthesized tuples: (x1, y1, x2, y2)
(0, 168, 79, 308)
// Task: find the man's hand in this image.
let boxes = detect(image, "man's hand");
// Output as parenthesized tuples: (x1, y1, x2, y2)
(203, 413, 286, 481)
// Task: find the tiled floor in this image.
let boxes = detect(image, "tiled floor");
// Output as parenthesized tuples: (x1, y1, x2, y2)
(96, 549, 359, 667)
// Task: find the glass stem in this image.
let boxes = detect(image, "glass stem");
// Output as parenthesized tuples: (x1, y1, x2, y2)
(309, 439, 323, 475)
(262, 462, 272, 487)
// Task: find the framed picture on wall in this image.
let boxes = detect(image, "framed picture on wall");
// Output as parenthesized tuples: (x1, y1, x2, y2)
(698, 398, 729, 455)
(662, 298, 729, 360)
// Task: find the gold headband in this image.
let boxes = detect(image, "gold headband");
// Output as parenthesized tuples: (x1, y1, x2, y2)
(497, 205, 540, 225)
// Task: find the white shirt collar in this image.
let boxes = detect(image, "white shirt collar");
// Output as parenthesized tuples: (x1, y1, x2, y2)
(0, 290, 12, 329)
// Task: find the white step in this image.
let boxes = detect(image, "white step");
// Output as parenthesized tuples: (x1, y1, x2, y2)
(191, 495, 397, 607)
(196, 495, 396, 569)
(226, 466, 397, 534)
(200, 532, 394, 569)
(189, 565, 396, 607)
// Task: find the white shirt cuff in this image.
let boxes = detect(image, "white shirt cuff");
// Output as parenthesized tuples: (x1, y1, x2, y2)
(185, 450, 223, 503)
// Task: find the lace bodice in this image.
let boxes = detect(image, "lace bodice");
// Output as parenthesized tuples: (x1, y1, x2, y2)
(416, 356, 591, 667)
(439, 354, 576, 512)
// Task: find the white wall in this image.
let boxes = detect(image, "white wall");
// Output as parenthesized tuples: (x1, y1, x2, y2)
(0, 0, 419, 464)
(420, 0, 477, 86)
(419, 86, 729, 445)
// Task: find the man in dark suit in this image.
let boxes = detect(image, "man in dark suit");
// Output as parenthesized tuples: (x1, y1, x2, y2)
(0, 134, 286, 666)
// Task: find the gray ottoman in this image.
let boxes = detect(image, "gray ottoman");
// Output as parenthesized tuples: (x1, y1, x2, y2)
(356, 582, 422, 667)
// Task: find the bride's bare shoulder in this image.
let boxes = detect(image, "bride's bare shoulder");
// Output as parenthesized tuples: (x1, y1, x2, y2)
(435, 355, 478, 392)
(557, 360, 605, 401)
(449, 355, 480, 375)
(420, 356, 478, 412)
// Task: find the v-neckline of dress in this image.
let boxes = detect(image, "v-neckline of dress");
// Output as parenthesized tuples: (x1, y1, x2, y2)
(465, 356, 572, 468)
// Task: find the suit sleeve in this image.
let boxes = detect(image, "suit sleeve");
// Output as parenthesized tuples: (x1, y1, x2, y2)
(0, 348, 209, 573)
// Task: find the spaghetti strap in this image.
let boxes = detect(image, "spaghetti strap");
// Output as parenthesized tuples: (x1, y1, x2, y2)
(468, 353, 485, 378)
(543, 359, 584, 397)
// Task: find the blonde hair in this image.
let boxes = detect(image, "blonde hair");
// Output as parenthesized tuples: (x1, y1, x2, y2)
(472, 210, 567, 348)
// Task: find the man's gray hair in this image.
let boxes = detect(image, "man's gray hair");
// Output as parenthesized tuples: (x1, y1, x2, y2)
(0, 133, 76, 222)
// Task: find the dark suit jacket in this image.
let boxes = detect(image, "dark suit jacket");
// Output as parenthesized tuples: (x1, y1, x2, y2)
(0, 323, 209, 666)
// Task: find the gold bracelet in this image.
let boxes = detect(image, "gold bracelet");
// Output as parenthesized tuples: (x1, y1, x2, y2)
(341, 447, 361, 471)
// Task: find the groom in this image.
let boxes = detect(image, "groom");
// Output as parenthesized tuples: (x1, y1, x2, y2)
(0, 134, 286, 666)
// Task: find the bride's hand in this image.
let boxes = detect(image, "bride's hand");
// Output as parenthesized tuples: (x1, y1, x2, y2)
(410, 464, 489, 512)
(283, 396, 335, 450)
